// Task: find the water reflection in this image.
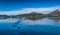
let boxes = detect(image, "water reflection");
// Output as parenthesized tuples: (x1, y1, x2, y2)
(0, 18, 60, 27)
(18, 18, 60, 26)
(0, 18, 60, 35)
(48, 18, 60, 25)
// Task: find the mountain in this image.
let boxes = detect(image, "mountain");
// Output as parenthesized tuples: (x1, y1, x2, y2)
(1, 10, 60, 19)
(48, 9, 60, 18)
(0, 11, 48, 20)
(49, 9, 60, 14)
(16, 12, 47, 20)
(16, 12, 43, 17)
(0, 15, 10, 19)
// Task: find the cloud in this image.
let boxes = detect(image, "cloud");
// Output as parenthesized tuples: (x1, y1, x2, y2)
(0, 6, 60, 15)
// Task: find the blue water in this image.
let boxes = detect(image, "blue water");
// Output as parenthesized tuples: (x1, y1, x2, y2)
(0, 18, 60, 35)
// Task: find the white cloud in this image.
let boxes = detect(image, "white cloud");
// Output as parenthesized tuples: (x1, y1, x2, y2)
(0, 6, 60, 15)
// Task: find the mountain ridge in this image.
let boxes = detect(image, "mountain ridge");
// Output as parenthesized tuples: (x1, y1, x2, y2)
(0, 9, 60, 20)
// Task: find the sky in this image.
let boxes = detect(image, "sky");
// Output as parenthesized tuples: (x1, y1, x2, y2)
(0, 0, 60, 15)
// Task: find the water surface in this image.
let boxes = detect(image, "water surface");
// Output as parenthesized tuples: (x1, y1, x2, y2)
(0, 18, 60, 35)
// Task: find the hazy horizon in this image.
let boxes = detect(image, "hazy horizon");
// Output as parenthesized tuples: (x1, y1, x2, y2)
(0, 0, 60, 15)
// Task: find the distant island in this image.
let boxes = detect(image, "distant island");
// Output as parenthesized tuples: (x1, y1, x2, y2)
(0, 9, 60, 20)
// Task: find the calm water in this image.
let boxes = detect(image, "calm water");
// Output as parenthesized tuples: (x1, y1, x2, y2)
(0, 18, 60, 35)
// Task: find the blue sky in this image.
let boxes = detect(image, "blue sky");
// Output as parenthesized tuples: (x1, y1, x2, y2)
(0, 0, 60, 11)
(0, 0, 60, 15)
